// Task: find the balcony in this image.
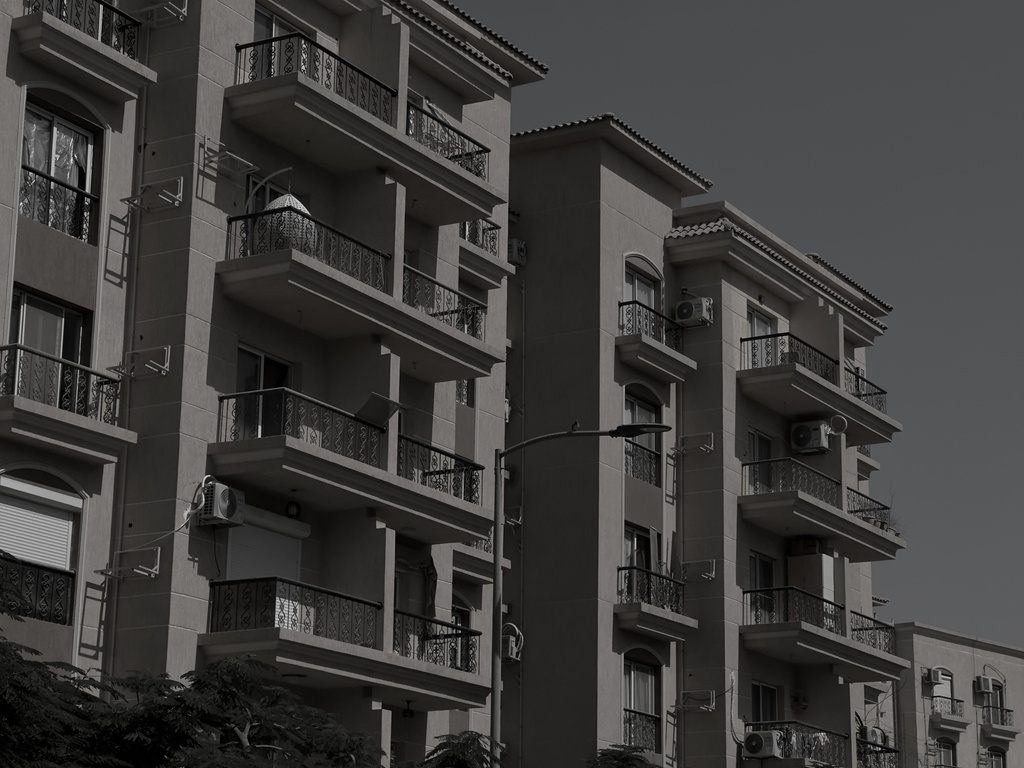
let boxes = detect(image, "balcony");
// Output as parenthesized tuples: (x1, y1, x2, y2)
(217, 209, 503, 382)
(929, 696, 969, 732)
(208, 389, 490, 543)
(452, 532, 501, 585)
(0, 344, 135, 463)
(849, 611, 896, 655)
(857, 739, 898, 768)
(458, 220, 511, 291)
(741, 588, 909, 682)
(393, 610, 480, 673)
(846, 489, 896, 534)
(744, 722, 847, 767)
(12, 0, 156, 102)
(0, 553, 74, 626)
(402, 266, 486, 342)
(624, 708, 659, 753)
(614, 566, 697, 641)
(982, 705, 1018, 741)
(739, 459, 905, 562)
(20, 166, 97, 243)
(738, 334, 901, 445)
(225, 35, 502, 225)
(616, 301, 696, 383)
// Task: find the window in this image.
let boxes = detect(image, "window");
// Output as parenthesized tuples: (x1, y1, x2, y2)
(245, 173, 288, 215)
(623, 525, 654, 570)
(746, 429, 773, 494)
(745, 307, 773, 369)
(251, 6, 302, 80)
(623, 655, 660, 753)
(988, 748, 1005, 768)
(625, 267, 656, 309)
(623, 393, 660, 486)
(450, 597, 473, 671)
(984, 681, 1009, 725)
(748, 552, 776, 623)
(235, 347, 290, 439)
(935, 739, 956, 768)
(751, 681, 778, 723)
(21, 103, 96, 241)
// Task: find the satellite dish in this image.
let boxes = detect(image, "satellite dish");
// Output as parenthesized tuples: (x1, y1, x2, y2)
(829, 415, 848, 435)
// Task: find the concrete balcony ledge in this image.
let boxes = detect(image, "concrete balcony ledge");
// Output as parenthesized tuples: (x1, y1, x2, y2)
(0, 394, 135, 464)
(452, 541, 507, 585)
(458, 238, 513, 291)
(981, 722, 1019, 742)
(614, 601, 698, 642)
(616, 334, 697, 384)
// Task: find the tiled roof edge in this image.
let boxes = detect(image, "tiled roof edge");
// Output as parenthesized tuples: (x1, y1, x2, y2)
(434, 0, 549, 75)
(808, 252, 893, 314)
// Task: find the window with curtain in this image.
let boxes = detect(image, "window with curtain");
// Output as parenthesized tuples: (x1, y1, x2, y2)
(623, 655, 660, 753)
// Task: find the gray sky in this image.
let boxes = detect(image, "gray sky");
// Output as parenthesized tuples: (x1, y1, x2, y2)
(455, 0, 1024, 646)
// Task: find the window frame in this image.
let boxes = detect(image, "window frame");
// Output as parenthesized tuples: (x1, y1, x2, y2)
(751, 680, 779, 723)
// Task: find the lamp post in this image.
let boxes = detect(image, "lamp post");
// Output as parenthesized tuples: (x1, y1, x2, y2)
(489, 421, 671, 764)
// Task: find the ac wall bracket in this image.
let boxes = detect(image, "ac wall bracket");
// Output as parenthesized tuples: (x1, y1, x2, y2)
(677, 690, 716, 712)
(137, 0, 187, 26)
(201, 136, 258, 177)
(96, 547, 160, 580)
(674, 431, 714, 455)
(108, 345, 170, 379)
(679, 559, 716, 581)
(121, 176, 184, 212)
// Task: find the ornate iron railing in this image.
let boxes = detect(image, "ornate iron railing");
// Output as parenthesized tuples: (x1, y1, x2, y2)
(455, 379, 474, 407)
(217, 388, 384, 468)
(931, 696, 965, 719)
(618, 566, 685, 615)
(0, 344, 120, 424)
(406, 102, 488, 179)
(741, 333, 839, 384)
(623, 708, 659, 752)
(208, 577, 381, 648)
(227, 207, 390, 292)
(857, 444, 872, 458)
(741, 458, 842, 509)
(619, 301, 684, 352)
(19, 166, 97, 242)
(463, 529, 492, 553)
(849, 611, 896, 654)
(624, 439, 661, 487)
(459, 220, 499, 257)
(745, 722, 847, 767)
(983, 706, 1015, 727)
(28, 0, 142, 59)
(744, 587, 846, 636)
(235, 33, 396, 125)
(845, 368, 888, 413)
(402, 266, 486, 340)
(396, 435, 483, 503)
(0, 553, 74, 625)
(846, 488, 893, 530)
(857, 740, 899, 768)
(393, 610, 480, 672)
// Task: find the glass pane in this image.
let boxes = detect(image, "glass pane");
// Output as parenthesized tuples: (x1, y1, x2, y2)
(51, 121, 90, 189)
(22, 109, 52, 171)
(236, 348, 262, 391)
(22, 297, 63, 356)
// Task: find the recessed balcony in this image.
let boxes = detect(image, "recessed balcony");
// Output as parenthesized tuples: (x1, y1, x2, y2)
(741, 587, 908, 682)
(458, 220, 512, 291)
(929, 696, 969, 732)
(217, 208, 503, 382)
(0, 344, 135, 463)
(981, 706, 1018, 741)
(738, 334, 901, 445)
(225, 35, 502, 225)
(207, 389, 490, 544)
(743, 722, 848, 768)
(616, 301, 696, 383)
(739, 459, 905, 562)
(614, 566, 698, 641)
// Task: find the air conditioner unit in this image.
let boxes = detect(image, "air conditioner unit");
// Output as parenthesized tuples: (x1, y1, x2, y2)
(923, 668, 943, 685)
(742, 730, 783, 759)
(676, 297, 713, 327)
(196, 483, 245, 526)
(791, 420, 830, 454)
(866, 727, 888, 746)
(976, 675, 997, 694)
(508, 238, 527, 267)
(501, 634, 522, 662)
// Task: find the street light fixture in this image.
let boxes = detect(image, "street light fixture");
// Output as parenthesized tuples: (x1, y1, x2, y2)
(489, 421, 671, 762)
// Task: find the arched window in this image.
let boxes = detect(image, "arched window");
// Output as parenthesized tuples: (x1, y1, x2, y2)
(624, 389, 662, 486)
(988, 748, 1005, 768)
(930, 669, 959, 717)
(623, 650, 661, 754)
(935, 739, 956, 768)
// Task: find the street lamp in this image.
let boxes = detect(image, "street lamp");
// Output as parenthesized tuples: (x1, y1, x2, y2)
(489, 421, 671, 763)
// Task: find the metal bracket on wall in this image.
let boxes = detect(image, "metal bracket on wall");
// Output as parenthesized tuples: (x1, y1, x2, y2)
(677, 690, 716, 712)
(201, 136, 258, 177)
(679, 559, 716, 581)
(674, 431, 715, 455)
(96, 547, 160, 580)
(137, 0, 187, 26)
(121, 177, 183, 212)
(108, 345, 171, 380)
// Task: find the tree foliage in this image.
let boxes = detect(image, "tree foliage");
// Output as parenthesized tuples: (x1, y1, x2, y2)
(419, 730, 504, 768)
(587, 744, 659, 768)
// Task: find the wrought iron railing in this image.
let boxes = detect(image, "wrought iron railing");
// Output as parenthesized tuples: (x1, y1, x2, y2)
(0, 344, 120, 424)
(235, 33, 396, 125)
(619, 301, 684, 352)
(0, 553, 74, 625)
(459, 220, 499, 257)
(27, 0, 142, 59)
(741, 333, 839, 383)
(406, 102, 488, 179)
(849, 611, 896, 654)
(983, 706, 1015, 727)
(207, 577, 381, 648)
(744, 587, 846, 636)
(745, 722, 847, 767)
(227, 207, 390, 292)
(19, 166, 97, 242)
(462, 529, 493, 553)
(857, 444, 872, 458)
(624, 439, 661, 487)
(857, 740, 899, 768)
(217, 388, 384, 468)
(741, 458, 842, 509)
(396, 435, 483, 503)
(846, 488, 893, 530)
(393, 610, 480, 672)
(402, 266, 486, 340)
(931, 696, 965, 719)
(623, 708, 659, 753)
(845, 368, 888, 413)
(618, 566, 685, 614)
(455, 379, 474, 407)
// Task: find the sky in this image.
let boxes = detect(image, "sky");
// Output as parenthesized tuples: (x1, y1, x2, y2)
(453, 1, 1024, 646)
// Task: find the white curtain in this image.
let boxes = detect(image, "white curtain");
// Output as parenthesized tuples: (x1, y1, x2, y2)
(22, 110, 51, 171)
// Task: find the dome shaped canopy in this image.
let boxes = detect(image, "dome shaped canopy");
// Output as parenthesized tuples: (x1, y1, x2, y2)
(263, 193, 308, 214)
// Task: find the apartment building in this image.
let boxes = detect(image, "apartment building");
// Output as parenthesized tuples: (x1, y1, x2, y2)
(0, 0, 543, 764)
(502, 114, 908, 768)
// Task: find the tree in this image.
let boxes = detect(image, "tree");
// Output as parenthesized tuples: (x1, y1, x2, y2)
(420, 731, 504, 768)
(587, 744, 659, 768)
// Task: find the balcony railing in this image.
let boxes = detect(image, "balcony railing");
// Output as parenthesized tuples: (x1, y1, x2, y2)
(459, 220, 499, 257)
(857, 444, 872, 458)
(619, 301, 684, 353)
(406, 103, 488, 179)
(462, 529, 493, 553)
(227, 207, 390, 292)
(741, 458, 842, 509)
(846, 488, 893, 530)
(618, 566, 685, 615)
(235, 33, 396, 126)
(983, 706, 1015, 728)
(849, 611, 896, 654)
(746, 722, 847, 767)
(20, 166, 97, 242)
(208, 577, 381, 648)
(624, 440, 661, 487)
(27, 0, 142, 60)
(0, 553, 74, 625)
(744, 587, 845, 636)
(623, 708, 659, 753)
(396, 435, 483, 503)
(857, 740, 899, 768)
(0, 344, 120, 425)
(845, 368, 888, 413)
(217, 388, 384, 468)
(402, 266, 485, 340)
(393, 610, 480, 673)
(931, 696, 965, 719)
